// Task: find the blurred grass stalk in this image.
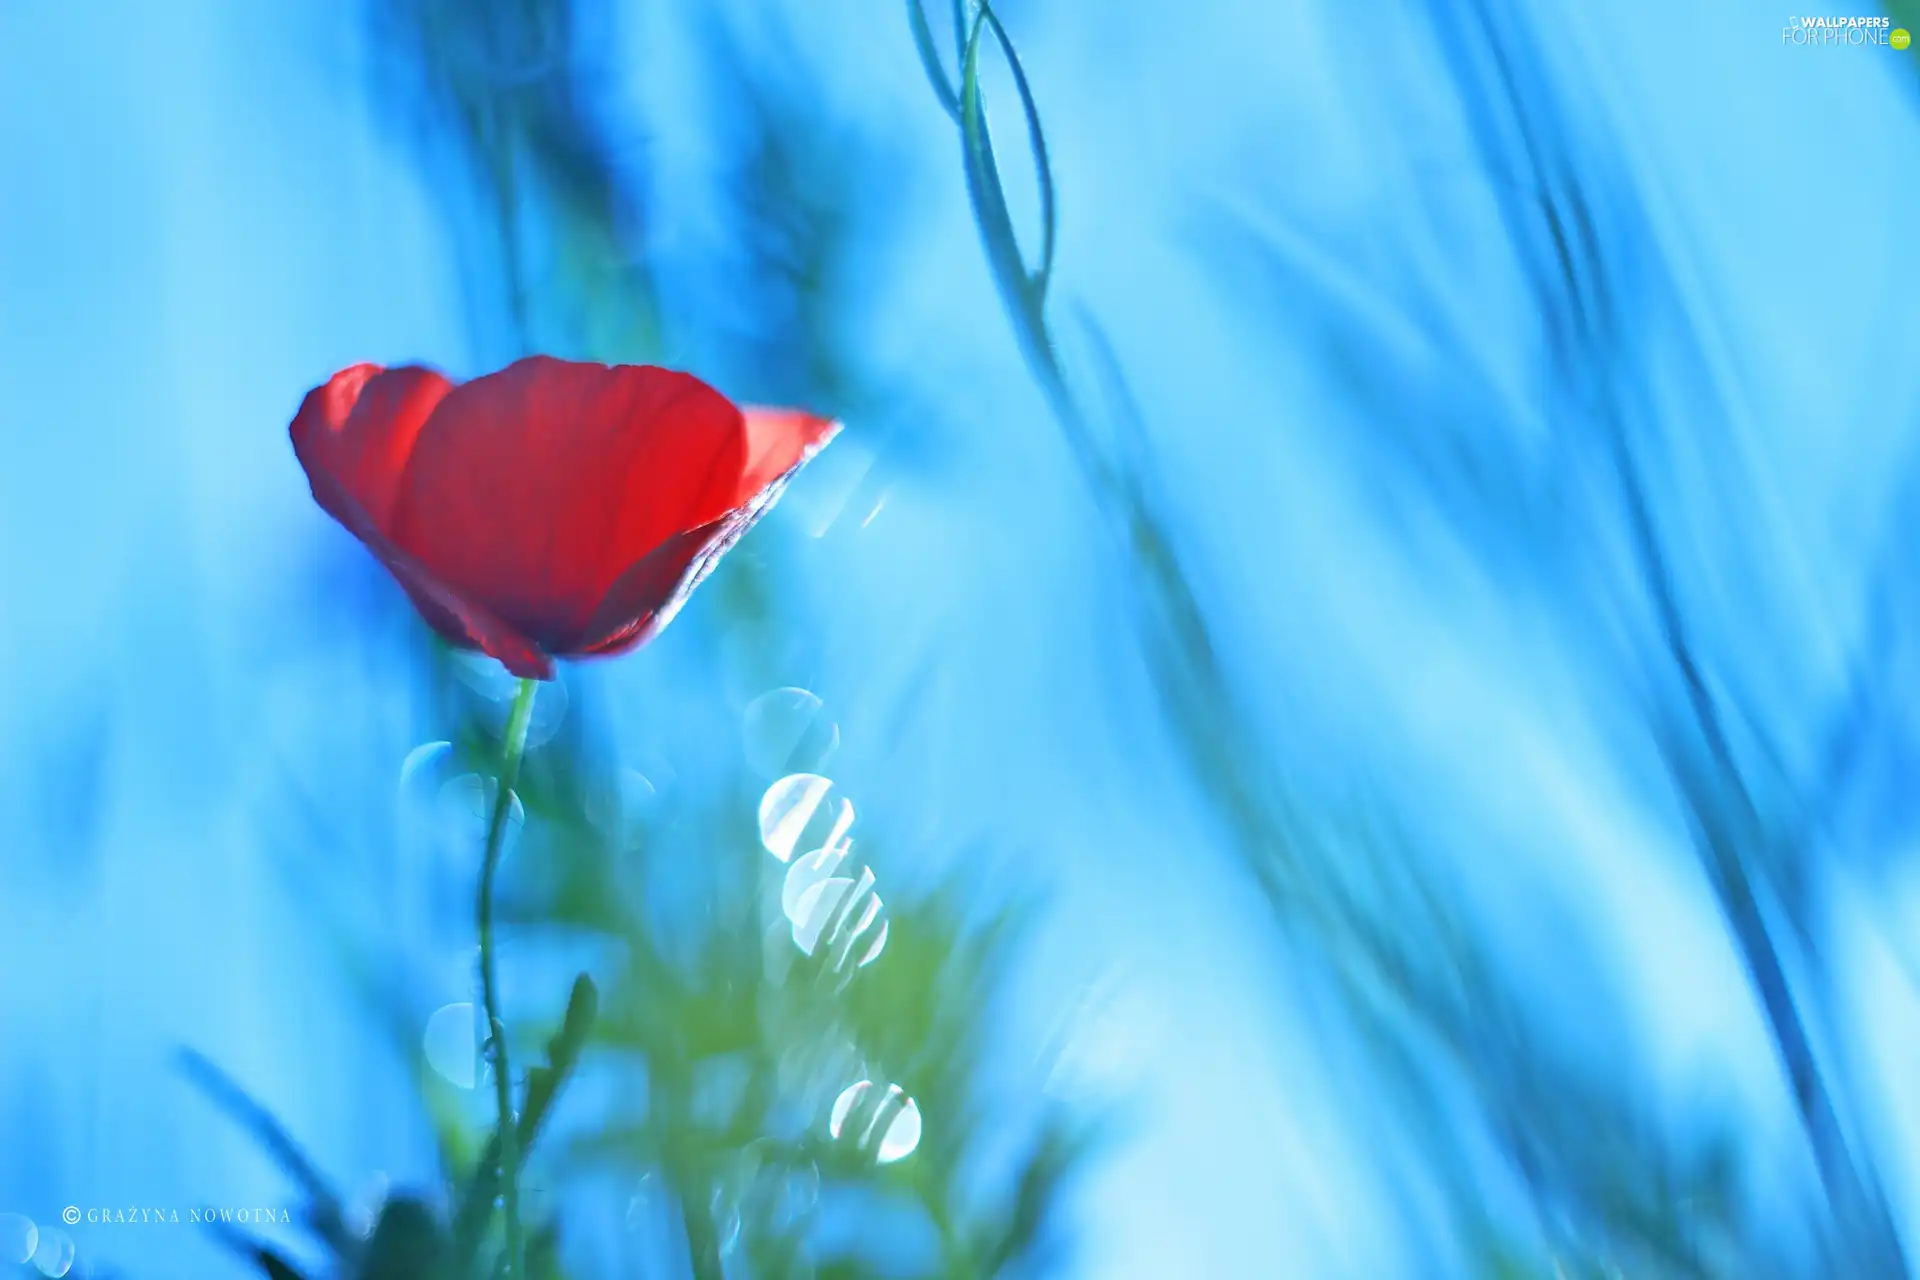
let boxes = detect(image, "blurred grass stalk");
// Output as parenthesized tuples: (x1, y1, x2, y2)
(1397, 2, 1905, 1271)
(911, 0, 1647, 1267)
(916, 0, 1911, 1274)
(1193, 0, 1908, 1273)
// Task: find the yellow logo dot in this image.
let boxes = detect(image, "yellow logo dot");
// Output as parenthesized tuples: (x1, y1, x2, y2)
(1895, 28, 1913, 50)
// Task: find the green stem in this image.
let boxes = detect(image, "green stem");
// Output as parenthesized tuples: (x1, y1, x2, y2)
(479, 676, 539, 1277)
(679, 1189, 723, 1280)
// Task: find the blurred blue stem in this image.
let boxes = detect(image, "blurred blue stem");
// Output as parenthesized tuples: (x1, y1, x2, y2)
(1423, 1, 1905, 1262)
(480, 676, 539, 1277)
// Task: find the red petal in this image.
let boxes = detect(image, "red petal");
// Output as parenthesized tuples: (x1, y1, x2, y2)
(374, 537, 557, 679)
(291, 363, 555, 678)
(289, 364, 455, 533)
(738, 408, 843, 506)
(299, 356, 840, 670)
(568, 417, 840, 655)
(565, 521, 721, 656)
(388, 358, 758, 649)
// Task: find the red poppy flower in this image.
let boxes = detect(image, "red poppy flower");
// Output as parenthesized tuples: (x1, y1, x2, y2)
(290, 356, 839, 680)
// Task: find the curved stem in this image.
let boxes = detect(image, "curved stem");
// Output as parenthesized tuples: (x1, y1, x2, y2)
(479, 676, 539, 1277)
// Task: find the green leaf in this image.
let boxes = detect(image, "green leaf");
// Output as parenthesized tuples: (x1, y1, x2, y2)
(200, 1217, 315, 1280)
(357, 1195, 448, 1280)
(982, 1118, 1107, 1275)
(907, 0, 960, 120)
(448, 974, 599, 1272)
(176, 1048, 360, 1264)
(958, 5, 1058, 323)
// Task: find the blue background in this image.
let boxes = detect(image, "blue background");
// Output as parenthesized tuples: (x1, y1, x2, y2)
(3, 1, 1919, 1275)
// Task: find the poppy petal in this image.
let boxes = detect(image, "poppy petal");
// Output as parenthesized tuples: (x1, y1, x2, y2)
(294, 357, 839, 675)
(289, 364, 455, 533)
(290, 363, 553, 678)
(737, 408, 843, 506)
(569, 431, 835, 656)
(381, 540, 558, 680)
(303, 458, 556, 678)
(387, 357, 747, 648)
(563, 522, 719, 657)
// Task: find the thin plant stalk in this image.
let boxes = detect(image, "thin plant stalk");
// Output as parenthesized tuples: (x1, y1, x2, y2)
(479, 676, 540, 1277)
(1417, 2, 1905, 1264)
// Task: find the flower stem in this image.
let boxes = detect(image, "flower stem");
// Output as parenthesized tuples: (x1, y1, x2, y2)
(479, 676, 539, 1277)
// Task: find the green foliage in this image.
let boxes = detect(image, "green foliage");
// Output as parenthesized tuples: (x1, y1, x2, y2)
(182, 976, 597, 1280)
(503, 725, 1096, 1277)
